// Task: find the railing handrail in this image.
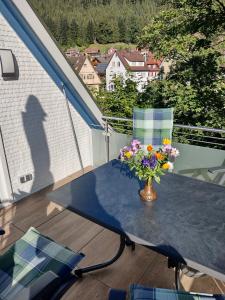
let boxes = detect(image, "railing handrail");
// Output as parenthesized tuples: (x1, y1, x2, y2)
(102, 116, 225, 134)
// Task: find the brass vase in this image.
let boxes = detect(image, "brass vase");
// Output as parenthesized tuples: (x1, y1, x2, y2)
(140, 180, 157, 202)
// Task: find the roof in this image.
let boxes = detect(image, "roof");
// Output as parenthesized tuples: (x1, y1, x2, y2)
(69, 55, 86, 72)
(84, 47, 100, 54)
(96, 62, 108, 75)
(146, 52, 162, 67)
(121, 50, 145, 62)
(98, 54, 112, 64)
(1, 0, 103, 127)
(114, 51, 149, 72)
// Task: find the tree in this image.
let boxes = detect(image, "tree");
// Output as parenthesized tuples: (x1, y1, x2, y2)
(96, 21, 114, 44)
(128, 17, 140, 43)
(69, 18, 79, 45)
(29, 0, 159, 47)
(58, 17, 69, 46)
(139, 0, 225, 128)
(96, 76, 139, 118)
(86, 20, 95, 44)
(118, 18, 127, 43)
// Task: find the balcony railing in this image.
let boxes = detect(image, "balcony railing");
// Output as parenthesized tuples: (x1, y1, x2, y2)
(102, 116, 225, 162)
(102, 116, 225, 147)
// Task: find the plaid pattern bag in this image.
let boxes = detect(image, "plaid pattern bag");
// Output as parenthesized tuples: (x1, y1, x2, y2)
(129, 285, 225, 300)
(0, 227, 84, 299)
(133, 108, 174, 150)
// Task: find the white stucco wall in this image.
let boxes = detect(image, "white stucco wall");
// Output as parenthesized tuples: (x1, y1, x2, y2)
(0, 13, 93, 204)
(106, 53, 148, 92)
(106, 53, 127, 91)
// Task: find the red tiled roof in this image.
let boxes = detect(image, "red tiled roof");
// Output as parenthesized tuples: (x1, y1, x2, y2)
(146, 52, 162, 67)
(120, 50, 145, 62)
(115, 51, 149, 72)
(84, 47, 100, 54)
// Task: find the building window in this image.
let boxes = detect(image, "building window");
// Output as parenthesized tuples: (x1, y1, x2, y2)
(84, 63, 87, 67)
(117, 61, 120, 67)
(109, 83, 115, 91)
(87, 74, 94, 79)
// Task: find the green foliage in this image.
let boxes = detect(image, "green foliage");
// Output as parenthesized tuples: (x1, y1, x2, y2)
(58, 17, 69, 45)
(28, 0, 158, 47)
(138, 0, 225, 128)
(86, 20, 95, 44)
(69, 19, 79, 44)
(96, 77, 139, 118)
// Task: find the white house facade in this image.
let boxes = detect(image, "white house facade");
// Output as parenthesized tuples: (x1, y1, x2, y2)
(0, 0, 103, 206)
(106, 51, 149, 92)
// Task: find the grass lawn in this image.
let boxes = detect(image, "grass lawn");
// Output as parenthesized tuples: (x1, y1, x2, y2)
(79, 42, 136, 53)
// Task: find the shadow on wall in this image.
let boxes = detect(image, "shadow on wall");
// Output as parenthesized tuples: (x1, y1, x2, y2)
(21, 95, 54, 195)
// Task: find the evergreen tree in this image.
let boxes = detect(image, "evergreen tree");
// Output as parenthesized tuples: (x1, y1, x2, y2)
(29, 0, 159, 47)
(58, 17, 69, 45)
(118, 18, 127, 43)
(86, 20, 95, 44)
(69, 18, 79, 44)
(96, 22, 114, 44)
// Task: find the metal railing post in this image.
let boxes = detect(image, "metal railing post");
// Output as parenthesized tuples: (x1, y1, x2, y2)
(105, 120, 110, 162)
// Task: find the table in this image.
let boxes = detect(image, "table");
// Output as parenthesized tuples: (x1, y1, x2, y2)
(48, 160, 225, 287)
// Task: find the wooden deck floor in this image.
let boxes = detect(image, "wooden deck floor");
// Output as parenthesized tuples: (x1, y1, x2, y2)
(1, 168, 225, 300)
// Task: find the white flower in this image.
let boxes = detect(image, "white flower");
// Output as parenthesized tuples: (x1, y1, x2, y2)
(167, 162, 174, 170)
(171, 148, 180, 158)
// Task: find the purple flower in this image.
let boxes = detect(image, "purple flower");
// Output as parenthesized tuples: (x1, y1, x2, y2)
(141, 155, 157, 170)
(162, 144, 172, 154)
(142, 157, 150, 167)
(149, 155, 157, 169)
(131, 139, 141, 153)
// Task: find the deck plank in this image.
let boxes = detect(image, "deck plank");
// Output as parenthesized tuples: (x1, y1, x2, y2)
(0, 223, 24, 252)
(79, 229, 158, 290)
(61, 275, 109, 300)
(38, 209, 103, 252)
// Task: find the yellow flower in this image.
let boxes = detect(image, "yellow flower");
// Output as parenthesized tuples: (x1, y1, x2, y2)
(147, 144, 153, 152)
(124, 151, 132, 159)
(163, 138, 171, 145)
(162, 163, 169, 170)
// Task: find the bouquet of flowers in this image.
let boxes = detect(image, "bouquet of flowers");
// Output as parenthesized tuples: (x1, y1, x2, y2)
(119, 138, 180, 186)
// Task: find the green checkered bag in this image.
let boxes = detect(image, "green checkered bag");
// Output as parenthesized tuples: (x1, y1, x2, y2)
(133, 107, 174, 150)
(129, 285, 225, 300)
(0, 227, 84, 299)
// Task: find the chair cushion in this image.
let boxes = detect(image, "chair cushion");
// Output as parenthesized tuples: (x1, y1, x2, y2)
(108, 289, 127, 300)
(0, 227, 84, 299)
(129, 285, 225, 300)
(133, 107, 174, 150)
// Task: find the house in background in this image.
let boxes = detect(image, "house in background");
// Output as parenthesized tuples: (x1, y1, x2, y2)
(146, 52, 162, 80)
(106, 50, 149, 92)
(84, 47, 101, 58)
(65, 47, 80, 58)
(0, 0, 103, 206)
(69, 54, 102, 91)
(94, 54, 112, 80)
(107, 47, 117, 55)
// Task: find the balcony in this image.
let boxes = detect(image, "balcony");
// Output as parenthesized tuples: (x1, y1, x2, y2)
(1, 118, 225, 299)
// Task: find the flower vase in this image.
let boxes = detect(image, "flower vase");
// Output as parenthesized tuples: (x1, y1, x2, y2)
(140, 180, 157, 202)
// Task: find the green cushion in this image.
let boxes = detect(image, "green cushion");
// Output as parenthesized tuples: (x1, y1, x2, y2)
(0, 227, 84, 299)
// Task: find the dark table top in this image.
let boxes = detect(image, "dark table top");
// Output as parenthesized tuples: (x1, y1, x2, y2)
(48, 160, 225, 281)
